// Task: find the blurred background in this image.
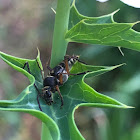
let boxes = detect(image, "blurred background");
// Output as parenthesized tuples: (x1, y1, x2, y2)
(0, 0, 140, 140)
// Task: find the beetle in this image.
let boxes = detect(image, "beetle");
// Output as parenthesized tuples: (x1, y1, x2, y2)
(23, 55, 88, 111)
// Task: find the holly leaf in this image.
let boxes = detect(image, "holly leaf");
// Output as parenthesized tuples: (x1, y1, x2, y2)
(0, 50, 130, 140)
(66, 2, 140, 52)
(69, 1, 116, 29)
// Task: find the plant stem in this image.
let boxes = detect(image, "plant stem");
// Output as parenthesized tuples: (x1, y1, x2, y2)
(50, 0, 71, 68)
(41, 0, 71, 139)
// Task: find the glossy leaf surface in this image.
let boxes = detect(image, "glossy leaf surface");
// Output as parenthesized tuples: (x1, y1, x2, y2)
(0, 51, 129, 140)
(66, 2, 140, 52)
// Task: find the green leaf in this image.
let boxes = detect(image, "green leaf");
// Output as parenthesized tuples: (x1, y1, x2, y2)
(66, 2, 140, 52)
(69, 2, 116, 29)
(0, 51, 130, 140)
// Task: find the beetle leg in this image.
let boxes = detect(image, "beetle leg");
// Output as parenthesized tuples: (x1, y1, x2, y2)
(37, 95, 42, 111)
(32, 80, 43, 111)
(59, 73, 63, 85)
(69, 71, 90, 76)
(77, 59, 87, 64)
(61, 71, 89, 76)
(23, 62, 43, 111)
(64, 56, 70, 75)
(23, 62, 31, 74)
(47, 65, 53, 71)
(45, 57, 53, 72)
(55, 85, 63, 107)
